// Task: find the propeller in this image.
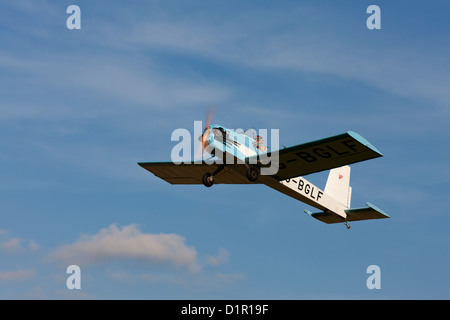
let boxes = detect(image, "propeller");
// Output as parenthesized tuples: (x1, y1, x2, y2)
(195, 106, 216, 159)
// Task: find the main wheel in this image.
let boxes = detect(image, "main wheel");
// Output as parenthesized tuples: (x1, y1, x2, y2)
(246, 167, 259, 182)
(202, 173, 214, 187)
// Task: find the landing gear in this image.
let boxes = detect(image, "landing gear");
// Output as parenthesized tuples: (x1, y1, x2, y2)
(345, 220, 351, 230)
(202, 173, 214, 187)
(202, 165, 259, 187)
(246, 167, 259, 182)
(202, 165, 227, 188)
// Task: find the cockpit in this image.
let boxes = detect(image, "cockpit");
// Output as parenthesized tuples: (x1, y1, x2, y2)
(210, 127, 226, 142)
(243, 128, 266, 152)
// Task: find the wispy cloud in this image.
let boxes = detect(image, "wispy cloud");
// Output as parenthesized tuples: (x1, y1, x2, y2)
(118, 4, 450, 108)
(206, 247, 230, 266)
(0, 269, 35, 283)
(216, 272, 245, 283)
(0, 238, 22, 251)
(107, 270, 184, 285)
(0, 230, 40, 252)
(0, 53, 230, 120)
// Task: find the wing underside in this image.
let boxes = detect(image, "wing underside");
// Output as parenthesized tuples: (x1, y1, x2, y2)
(137, 162, 257, 184)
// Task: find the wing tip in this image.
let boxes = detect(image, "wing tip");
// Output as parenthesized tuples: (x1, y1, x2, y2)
(365, 202, 390, 218)
(347, 131, 383, 157)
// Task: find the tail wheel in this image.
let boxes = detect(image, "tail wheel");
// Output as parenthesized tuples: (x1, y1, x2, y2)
(246, 167, 259, 182)
(202, 173, 214, 187)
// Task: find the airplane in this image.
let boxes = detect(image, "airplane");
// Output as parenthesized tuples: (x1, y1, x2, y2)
(138, 114, 389, 229)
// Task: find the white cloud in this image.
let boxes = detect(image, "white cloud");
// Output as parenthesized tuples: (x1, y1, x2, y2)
(48, 224, 200, 272)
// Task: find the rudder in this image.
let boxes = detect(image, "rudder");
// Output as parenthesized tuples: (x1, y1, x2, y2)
(324, 165, 352, 208)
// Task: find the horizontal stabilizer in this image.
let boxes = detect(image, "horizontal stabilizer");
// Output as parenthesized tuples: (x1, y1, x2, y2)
(304, 209, 343, 224)
(345, 202, 390, 222)
(305, 202, 389, 224)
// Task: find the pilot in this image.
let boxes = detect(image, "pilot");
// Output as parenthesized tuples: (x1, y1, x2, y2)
(255, 135, 267, 152)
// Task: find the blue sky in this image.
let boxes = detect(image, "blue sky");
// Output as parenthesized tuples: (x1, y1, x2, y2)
(1, 0, 450, 299)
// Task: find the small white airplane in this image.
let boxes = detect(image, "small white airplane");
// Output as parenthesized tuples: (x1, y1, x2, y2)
(139, 114, 389, 229)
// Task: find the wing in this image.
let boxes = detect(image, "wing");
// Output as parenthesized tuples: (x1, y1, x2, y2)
(249, 131, 383, 180)
(138, 162, 260, 184)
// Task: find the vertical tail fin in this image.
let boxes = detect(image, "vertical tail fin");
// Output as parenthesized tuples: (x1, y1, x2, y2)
(324, 165, 352, 208)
